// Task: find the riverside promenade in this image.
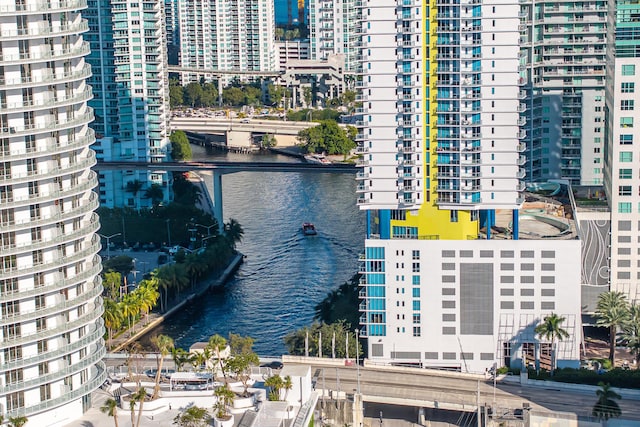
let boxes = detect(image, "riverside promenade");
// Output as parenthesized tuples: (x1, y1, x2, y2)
(107, 172, 243, 352)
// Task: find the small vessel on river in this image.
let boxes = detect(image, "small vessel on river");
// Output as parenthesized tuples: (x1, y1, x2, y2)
(304, 154, 330, 165)
(302, 222, 317, 235)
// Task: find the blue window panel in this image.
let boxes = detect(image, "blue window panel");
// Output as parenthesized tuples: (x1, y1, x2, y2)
(413, 300, 421, 310)
(367, 274, 386, 285)
(367, 285, 386, 297)
(412, 275, 420, 285)
(368, 325, 386, 336)
(366, 246, 385, 259)
(412, 288, 420, 297)
(369, 299, 386, 310)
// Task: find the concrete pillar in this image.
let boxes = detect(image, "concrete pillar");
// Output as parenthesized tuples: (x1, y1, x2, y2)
(212, 171, 224, 232)
(512, 209, 519, 240)
(352, 393, 364, 427)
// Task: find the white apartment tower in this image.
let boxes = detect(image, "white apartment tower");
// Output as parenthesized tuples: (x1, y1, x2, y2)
(86, 0, 173, 209)
(177, 0, 277, 85)
(520, 0, 607, 186)
(0, 0, 106, 423)
(308, 0, 358, 72)
(356, 0, 582, 372)
(604, 0, 640, 301)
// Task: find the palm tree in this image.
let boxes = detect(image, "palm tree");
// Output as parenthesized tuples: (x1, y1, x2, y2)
(623, 303, 640, 365)
(150, 334, 174, 399)
(592, 382, 622, 423)
(120, 293, 139, 334)
(207, 334, 228, 380)
(173, 406, 211, 427)
(144, 183, 164, 207)
(100, 397, 119, 427)
(132, 387, 147, 427)
(136, 280, 159, 325)
(103, 298, 123, 349)
(224, 218, 244, 249)
(171, 347, 191, 372)
(8, 416, 28, 427)
(534, 313, 570, 374)
(283, 375, 293, 401)
(129, 397, 136, 427)
(264, 374, 284, 401)
(595, 291, 630, 366)
(213, 384, 235, 420)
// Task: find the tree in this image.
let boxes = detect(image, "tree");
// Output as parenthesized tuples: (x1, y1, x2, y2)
(213, 384, 235, 420)
(132, 387, 148, 427)
(169, 83, 184, 107)
(8, 416, 28, 427)
(622, 303, 640, 365)
(314, 274, 361, 328)
(284, 321, 361, 358)
(261, 134, 277, 148)
(297, 120, 356, 156)
(207, 334, 228, 380)
(185, 83, 204, 107)
(103, 298, 123, 347)
(596, 291, 630, 366)
(592, 382, 622, 423)
(244, 86, 262, 106)
(264, 374, 284, 401)
(171, 347, 192, 372)
(200, 83, 218, 107)
(267, 84, 284, 106)
(144, 184, 165, 207)
(534, 313, 570, 373)
(226, 352, 259, 396)
(222, 87, 245, 106)
(150, 334, 174, 399)
(103, 255, 134, 279)
(170, 130, 192, 161)
(173, 406, 211, 427)
(224, 219, 244, 249)
(102, 271, 122, 300)
(126, 180, 144, 198)
(283, 375, 293, 401)
(100, 397, 120, 427)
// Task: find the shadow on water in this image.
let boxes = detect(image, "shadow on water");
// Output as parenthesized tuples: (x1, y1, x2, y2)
(141, 148, 365, 355)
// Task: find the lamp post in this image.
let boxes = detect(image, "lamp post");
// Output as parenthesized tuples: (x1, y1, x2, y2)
(194, 223, 216, 236)
(99, 233, 121, 259)
(355, 329, 360, 394)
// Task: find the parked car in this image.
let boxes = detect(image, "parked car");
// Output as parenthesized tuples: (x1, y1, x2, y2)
(260, 361, 283, 370)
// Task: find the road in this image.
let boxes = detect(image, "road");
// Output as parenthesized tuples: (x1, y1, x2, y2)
(297, 363, 640, 421)
(170, 117, 316, 137)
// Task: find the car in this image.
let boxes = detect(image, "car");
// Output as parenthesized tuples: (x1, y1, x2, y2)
(260, 361, 283, 370)
(240, 118, 250, 124)
(168, 245, 191, 255)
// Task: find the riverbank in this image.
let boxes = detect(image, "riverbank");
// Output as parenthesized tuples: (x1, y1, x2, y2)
(110, 252, 244, 352)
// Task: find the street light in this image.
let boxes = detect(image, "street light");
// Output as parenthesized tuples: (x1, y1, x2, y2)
(98, 233, 121, 259)
(194, 223, 216, 236)
(355, 328, 361, 394)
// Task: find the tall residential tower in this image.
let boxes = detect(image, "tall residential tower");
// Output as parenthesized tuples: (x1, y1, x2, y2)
(308, 0, 358, 72)
(0, 0, 106, 422)
(356, 0, 582, 372)
(86, 0, 173, 209)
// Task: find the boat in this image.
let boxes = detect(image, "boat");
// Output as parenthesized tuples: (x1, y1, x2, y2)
(302, 222, 317, 235)
(304, 154, 331, 165)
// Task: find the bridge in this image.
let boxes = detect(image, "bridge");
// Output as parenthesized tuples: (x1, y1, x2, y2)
(95, 160, 355, 230)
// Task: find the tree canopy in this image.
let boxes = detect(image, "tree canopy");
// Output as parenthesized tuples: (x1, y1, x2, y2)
(170, 130, 192, 161)
(297, 120, 356, 155)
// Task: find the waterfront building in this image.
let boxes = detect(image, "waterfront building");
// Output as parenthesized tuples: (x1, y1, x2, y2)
(86, 0, 173, 209)
(356, 0, 582, 372)
(603, 0, 640, 301)
(0, 0, 106, 422)
(308, 0, 358, 72)
(520, 0, 607, 186)
(176, 0, 277, 85)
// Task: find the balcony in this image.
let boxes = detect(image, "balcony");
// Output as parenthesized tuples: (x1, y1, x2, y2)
(0, 42, 90, 65)
(0, 20, 89, 40)
(0, 0, 87, 14)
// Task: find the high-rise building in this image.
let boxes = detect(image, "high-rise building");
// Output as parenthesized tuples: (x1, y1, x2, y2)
(604, 0, 640, 301)
(86, 0, 173, 209)
(356, 0, 582, 372)
(520, 0, 607, 186)
(0, 0, 106, 422)
(308, 0, 358, 72)
(177, 0, 277, 85)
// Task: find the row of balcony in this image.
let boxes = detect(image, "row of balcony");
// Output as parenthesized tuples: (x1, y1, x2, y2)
(0, 109, 94, 138)
(0, 129, 94, 163)
(0, 298, 103, 350)
(0, 42, 90, 65)
(0, 0, 87, 15)
(0, 212, 99, 259)
(0, 65, 91, 90)
(1, 321, 102, 373)
(0, 88, 93, 116)
(0, 258, 101, 303)
(0, 171, 97, 213)
(0, 21, 88, 40)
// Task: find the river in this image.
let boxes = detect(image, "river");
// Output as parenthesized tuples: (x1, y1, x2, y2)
(146, 146, 365, 356)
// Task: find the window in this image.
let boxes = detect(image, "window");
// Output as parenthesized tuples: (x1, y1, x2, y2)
(412, 326, 421, 337)
(412, 288, 420, 297)
(619, 186, 632, 196)
(621, 117, 634, 128)
(620, 134, 633, 145)
(413, 313, 421, 323)
(412, 300, 420, 310)
(412, 262, 420, 272)
(620, 152, 633, 162)
(622, 64, 636, 76)
(619, 202, 632, 213)
(622, 82, 635, 93)
(621, 100, 635, 110)
(619, 169, 632, 179)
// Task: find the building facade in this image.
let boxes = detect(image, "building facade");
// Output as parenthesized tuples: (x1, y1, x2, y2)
(86, 0, 173, 209)
(276, 39, 311, 70)
(308, 0, 358, 72)
(604, 0, 640, 301)
(356, 0, 582, 372)
(520, 0, 607, 186)
(177, 0, 277, 85)
(0, 0, 106, 422)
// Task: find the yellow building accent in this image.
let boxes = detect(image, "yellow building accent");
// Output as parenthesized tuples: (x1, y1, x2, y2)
(389, 0, 479, 240)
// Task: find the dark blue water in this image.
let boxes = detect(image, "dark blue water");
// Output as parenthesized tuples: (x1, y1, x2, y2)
(150, 148, 365, 356)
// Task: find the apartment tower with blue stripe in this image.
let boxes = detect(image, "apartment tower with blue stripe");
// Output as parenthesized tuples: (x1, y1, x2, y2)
(356, 0, 582, 372)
